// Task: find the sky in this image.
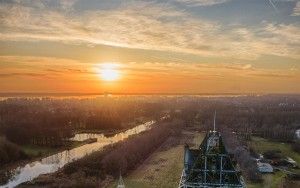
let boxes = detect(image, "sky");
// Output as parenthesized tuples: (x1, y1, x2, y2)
(0, 0, 299, 94)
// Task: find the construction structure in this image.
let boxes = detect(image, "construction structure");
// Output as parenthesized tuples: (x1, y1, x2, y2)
(179, 112, 246, 188)
(117, 174, 125, 188)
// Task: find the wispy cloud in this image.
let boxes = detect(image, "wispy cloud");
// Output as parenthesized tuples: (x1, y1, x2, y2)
(248, 72, 295, 78)
(0, 55, 81, 65)
(1, 55, 299, 93)
(0, 0, 299, 60)
(0, 73, 46, 78)
(2, 55, 295, 79)
(176, 0, 231, 6)
(292, 1, 300, 16)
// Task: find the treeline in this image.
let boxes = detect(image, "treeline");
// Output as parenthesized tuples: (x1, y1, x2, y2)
(292, 140, 300, 153)
(220, 127, 262, 183)
(22, 120, 181, 187)
(174, 95, 300, 182)
(0, 137, 28, 166)
(0, 97, 166, 146)
(191, 96, 300, 142)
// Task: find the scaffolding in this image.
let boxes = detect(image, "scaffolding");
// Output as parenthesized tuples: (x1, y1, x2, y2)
(179, 112, 246, 188)
(117, 174, 125, 188)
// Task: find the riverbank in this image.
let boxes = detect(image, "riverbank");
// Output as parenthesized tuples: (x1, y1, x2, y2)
(1, 118, 154, 185)
(75, 117, 152, 136)
(17, 120, 178, 188)
(0, 139, 95, 185)
(2, 120, 156, 188)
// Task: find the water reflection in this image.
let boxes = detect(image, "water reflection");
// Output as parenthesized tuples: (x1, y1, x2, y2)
(1, 121, 155, 188)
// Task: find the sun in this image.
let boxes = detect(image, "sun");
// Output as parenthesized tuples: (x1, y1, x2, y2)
(97, 63, 121, 81)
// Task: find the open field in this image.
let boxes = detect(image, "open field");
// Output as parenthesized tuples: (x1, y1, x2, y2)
(109, 129, 205, 188)
(249, 136, 300, 164)
(247, 136, 300, 188)
(247, 171, 286, 188)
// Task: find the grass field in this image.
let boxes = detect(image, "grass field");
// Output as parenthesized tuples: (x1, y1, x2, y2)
(21, 141, 85, 158)
(109, 134, 300, 188)
(247, 136, 300, 188)
(247, 171, 286, 188)
(249, 136, 300, 164)
(109, 130, 205, 188)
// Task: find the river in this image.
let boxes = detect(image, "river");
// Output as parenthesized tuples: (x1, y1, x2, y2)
(0, 120, 155, 188)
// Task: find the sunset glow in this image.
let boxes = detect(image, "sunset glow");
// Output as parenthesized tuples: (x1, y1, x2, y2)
(1, 1, 300, 188)
(98, 63, 121, 81)
(0, 0, 299, 94)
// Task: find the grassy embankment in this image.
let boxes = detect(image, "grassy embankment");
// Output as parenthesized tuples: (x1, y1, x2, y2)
(247, 136, 300, 188)
(108, 129, 205, 188)
(76, 117, 151, 135)
(20, 141, 84, 158)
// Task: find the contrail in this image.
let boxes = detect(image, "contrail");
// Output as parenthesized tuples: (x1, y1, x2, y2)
(268, 0, 278, 12)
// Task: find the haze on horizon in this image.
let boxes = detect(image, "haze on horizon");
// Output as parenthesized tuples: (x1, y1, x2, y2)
(0, 0, 299, 94)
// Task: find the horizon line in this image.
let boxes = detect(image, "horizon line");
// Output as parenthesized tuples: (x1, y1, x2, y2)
(0, 92, 300, 97)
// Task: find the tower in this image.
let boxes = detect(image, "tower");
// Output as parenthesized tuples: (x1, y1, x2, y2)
(117, 174, 125, 188)
(179, 111, 246, 188)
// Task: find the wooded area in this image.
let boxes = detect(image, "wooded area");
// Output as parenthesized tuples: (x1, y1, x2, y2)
(0, 97, 165, 147)
(19, 120, 181, 187)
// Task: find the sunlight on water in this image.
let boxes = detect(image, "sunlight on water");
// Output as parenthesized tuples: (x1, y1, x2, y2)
(1, 121, 155, 188)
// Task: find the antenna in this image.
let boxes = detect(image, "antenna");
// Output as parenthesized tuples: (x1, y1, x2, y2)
(213, 110, 216, 132)
(117, 171, 125, 188)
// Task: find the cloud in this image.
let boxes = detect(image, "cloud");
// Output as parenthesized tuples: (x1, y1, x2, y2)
(273, 0, 300, 16)
(0, 1, 299, 60)
(176, 0, 230, 6)
(1, 55, 298, 94)
(0, 73, 46, 78)
(292, 1, 300, 16)
(0, 55, 81, 65)
(6, 0, 77, 10)
(248, 72, 295, 78)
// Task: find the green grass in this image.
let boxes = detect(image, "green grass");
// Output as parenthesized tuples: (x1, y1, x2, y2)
(247, 171, 286, 188)
(249, 136, 300, 164)
(246, 136, 300, 188)
(109, 179, 152, 188)
(21, 141, 84, 158)
(109, 131, 205, 188)
(21, 145, 60, 157)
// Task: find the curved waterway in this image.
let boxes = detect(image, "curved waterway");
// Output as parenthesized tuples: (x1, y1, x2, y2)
(1, 120, 155, 188)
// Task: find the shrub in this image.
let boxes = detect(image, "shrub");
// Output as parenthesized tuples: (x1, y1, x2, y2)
(291, 141, 300, 153)
(0, 137, 28, 165)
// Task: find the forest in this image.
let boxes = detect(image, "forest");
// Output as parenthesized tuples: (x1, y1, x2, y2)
(19, 120, 181, 187)
(1, 94, 299, 187)
(0, 96, 168, 167)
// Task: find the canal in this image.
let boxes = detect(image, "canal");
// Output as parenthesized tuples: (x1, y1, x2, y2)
(1, 120, 155, 188)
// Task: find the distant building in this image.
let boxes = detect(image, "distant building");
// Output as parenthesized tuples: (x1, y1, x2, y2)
(257, 162, 273, 173)
(285, 157, 297, 168)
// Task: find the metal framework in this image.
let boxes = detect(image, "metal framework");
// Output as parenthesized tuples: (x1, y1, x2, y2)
(117, 174, 125, 188)
(179, 112, 246, 188)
